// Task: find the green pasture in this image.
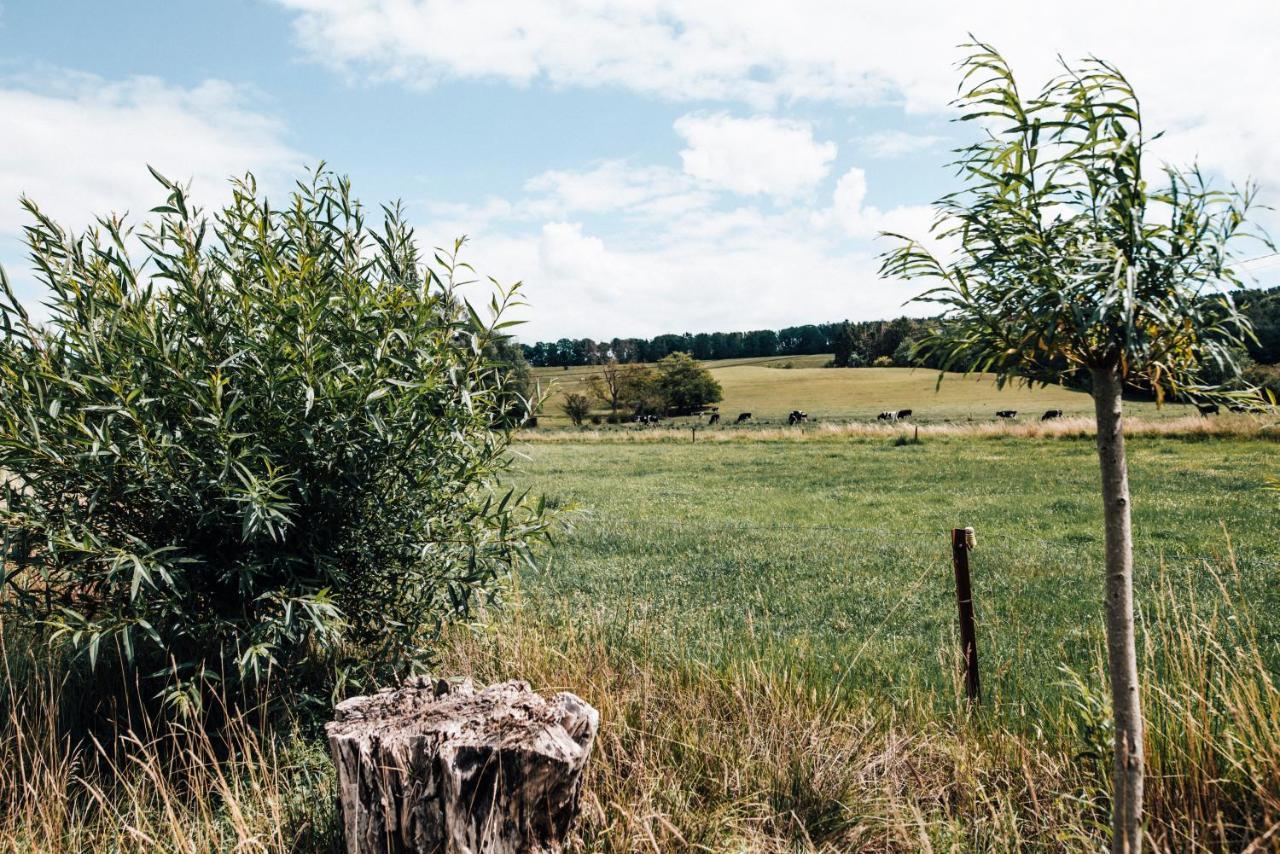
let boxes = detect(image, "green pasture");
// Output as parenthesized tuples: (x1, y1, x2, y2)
(509, 432, 1280, 718)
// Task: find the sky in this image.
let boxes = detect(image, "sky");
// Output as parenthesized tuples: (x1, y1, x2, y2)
(2, 1, 1279, 342)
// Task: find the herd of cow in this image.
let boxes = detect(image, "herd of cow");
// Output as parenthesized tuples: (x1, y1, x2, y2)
(632, 407, 1066, 426)
(626, 402, 1251, 427)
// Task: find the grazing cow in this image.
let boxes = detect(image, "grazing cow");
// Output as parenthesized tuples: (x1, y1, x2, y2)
(1041, 409, 1063, 421)
(735, 412, 752, 424)
(996, 410, 1017, 419)
(1196, 403, 1220, 416)
(708, 412, 721, 425)
(877, 411, 897, 422)
(788, 410, 808, 425)
(896, 409, 912, 420)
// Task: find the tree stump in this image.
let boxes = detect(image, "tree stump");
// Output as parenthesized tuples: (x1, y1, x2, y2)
(326, 676, 599, 854)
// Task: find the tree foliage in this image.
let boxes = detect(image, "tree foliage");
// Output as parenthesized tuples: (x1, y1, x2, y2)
(652, 352, 722, 414)
(0, 168, 549, 711)
(880, 42, 1272, 403)
(520, 318, 928, 368)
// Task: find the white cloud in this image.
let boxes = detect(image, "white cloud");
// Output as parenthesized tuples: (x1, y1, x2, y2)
(674, 113, 836, 199)
(858, 130, 945, 158)
(463, 216, 930, 342)
(828, 167, 937, 247)
(274, 0, 1280, 187)
(418, 162, 937, 341)
(0, 72, 303, 238)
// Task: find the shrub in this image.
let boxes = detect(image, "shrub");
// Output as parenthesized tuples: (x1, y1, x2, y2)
(561, 393, 592, 425)
(872, 355, 895, 367)
(0, 168, 549, 712)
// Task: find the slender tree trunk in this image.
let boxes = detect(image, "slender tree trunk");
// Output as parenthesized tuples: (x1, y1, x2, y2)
(1091, 364, 1145, 853)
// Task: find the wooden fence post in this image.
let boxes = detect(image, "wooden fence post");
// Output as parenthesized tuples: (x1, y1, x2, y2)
(950, 527, 981, 705)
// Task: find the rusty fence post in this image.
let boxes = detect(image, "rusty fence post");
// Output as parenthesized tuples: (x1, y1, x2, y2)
(950, 527, 981, 705)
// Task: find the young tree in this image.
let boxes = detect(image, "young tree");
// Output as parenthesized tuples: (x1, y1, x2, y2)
(560, 392, 592, 426)
(586, 359, 627, 420)
(880, 43, 1268, 853)
(653, 352, 723, 415)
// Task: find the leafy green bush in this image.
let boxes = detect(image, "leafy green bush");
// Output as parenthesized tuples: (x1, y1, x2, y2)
(0, 168, 548, 711)
(652, 352, 722, 414)
(561, 392, 592, 426)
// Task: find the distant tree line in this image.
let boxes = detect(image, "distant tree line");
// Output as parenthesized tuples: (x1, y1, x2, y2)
(519, 316, 934, 368)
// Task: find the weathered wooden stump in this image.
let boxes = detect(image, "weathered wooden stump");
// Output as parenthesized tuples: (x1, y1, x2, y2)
(326, 676, 599, 854)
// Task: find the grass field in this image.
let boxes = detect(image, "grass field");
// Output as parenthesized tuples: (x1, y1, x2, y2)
(531, 360, 1198, 427)
(508, 431, 1280, 715)
(5, 427, 1279, 850)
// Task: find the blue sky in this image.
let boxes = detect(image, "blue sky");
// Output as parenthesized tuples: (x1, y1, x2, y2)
(3, 1, 1279, 341)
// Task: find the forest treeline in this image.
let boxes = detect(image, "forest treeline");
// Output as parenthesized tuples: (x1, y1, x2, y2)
(521, 316, 930, 368)
(520, 286, 1280, 371)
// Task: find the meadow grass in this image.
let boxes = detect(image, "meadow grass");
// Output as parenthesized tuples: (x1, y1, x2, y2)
(2, 429, 1278, 850)
(507, 432, 1280, 718)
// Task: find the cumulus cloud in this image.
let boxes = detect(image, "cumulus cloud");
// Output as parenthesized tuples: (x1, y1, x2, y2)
(0, 71, 303, 237)
(274, 0, 1280, 187)
(462, 218, 919, 342)
(0, 70, 305, 315)
(417, 159, 937, 341)
(674, 113, 837, 199)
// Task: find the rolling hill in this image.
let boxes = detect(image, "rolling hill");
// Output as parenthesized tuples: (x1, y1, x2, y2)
(529, 356, 1190, 427)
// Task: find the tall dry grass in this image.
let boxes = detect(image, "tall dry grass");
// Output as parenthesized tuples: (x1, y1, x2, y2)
(437, 556, 1280, 851)
(2, 554, 1277, 851)
(0, 622, 337, 853)
(519, 413, 1280, 444)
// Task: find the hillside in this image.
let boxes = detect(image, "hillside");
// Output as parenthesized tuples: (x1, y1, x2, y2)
(530, 356, 1190, 426)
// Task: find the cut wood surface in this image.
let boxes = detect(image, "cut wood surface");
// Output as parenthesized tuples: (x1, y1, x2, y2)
(327, 677, 598, 853)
